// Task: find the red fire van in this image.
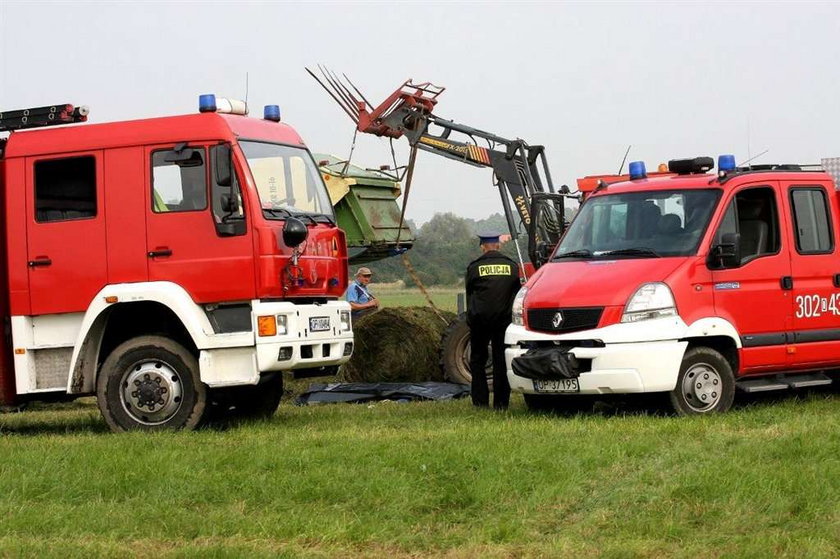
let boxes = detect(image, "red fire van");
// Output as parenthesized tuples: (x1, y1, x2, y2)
(0, 97, 353, 430)
(508, 155, 839, 414)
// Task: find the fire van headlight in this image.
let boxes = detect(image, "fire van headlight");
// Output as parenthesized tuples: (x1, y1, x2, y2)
(340, 310, 351, 332)
(511, 287, 528, 326)
(621, 282, 677, 323)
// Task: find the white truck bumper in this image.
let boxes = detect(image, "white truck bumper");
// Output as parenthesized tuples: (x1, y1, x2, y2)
(253, 300, 353, 372)
(505, 318, 688, 395)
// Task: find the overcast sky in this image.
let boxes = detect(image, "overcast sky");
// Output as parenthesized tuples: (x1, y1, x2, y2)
(3, 1, 840, 224)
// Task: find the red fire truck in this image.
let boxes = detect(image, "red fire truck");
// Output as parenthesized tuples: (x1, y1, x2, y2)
(509, 155, 840, 414)
(0, 97, 353, 430)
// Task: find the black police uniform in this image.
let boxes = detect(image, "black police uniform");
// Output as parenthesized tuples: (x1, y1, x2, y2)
(465, 249, 520, 409)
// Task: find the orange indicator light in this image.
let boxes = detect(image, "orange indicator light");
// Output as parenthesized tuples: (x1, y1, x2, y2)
(258, 316, 277, 337)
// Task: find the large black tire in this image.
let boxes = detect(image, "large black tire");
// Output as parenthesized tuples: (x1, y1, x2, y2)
(668, 346, 735, 415)
(209, 373, 284, 421)
(439, 313, 492, 386)
(96, 336, 207, 432)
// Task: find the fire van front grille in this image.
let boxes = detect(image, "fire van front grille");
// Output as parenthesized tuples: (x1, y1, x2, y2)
(527, 307, 604, 334)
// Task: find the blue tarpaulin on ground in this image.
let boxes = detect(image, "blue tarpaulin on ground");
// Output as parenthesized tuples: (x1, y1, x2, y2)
(296, 382, 470, 405)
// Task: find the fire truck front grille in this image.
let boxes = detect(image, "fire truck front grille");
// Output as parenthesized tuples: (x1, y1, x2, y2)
(527, 307, 604, 334)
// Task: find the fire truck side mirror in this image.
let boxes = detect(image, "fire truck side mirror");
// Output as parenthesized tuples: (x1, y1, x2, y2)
(709, 232, 741, 269)
(214, 144, 232, 187)
(282, 217, 309, 248)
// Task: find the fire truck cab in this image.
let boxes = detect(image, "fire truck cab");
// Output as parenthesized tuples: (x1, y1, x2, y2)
(507, 155, 840, 414)
(0, 97, 353, 430)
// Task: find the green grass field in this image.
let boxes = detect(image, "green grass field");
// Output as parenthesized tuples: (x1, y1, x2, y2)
(373, 285, 462, 313)
(1, 288, 839, 557)
(1, 393, 839, 557)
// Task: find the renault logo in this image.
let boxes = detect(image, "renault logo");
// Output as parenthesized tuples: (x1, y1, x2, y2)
(552, 311, 564, 328)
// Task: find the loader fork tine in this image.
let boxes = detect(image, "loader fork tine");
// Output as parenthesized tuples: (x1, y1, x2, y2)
(318, 65, 360, 118)
(342, 73, 374, 111)
(305, 67, 359, 123)
(320, 66, 362, 117)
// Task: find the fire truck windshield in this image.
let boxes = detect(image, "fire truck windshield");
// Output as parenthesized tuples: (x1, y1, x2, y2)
(554, 189, 721, 259)
(240, 141, 335, 221)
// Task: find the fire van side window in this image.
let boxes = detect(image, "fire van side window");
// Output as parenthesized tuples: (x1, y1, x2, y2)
(151, 148, 208, 213)
(34, 156, 97, 223)
(790, 187, 833, 254)
(715, 186, 780, 265)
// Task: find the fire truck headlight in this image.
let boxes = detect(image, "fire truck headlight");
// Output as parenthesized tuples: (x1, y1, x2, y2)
(340, 311, 351, 332)
(276, 315, 288, 336)
(621, 282, 677, 323)
(511, 287, 528, 326)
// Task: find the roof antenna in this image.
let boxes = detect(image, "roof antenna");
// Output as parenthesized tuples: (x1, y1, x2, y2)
(618, 144, 632, 174)
(244, 72, 249, 109)
(739, 149, 769, 167)
(746, 117, 751, 166)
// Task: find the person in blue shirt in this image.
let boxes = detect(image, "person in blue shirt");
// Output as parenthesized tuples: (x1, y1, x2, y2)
(346, 266, 379, 320)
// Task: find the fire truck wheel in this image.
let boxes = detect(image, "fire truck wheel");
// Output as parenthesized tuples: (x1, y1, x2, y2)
(96, 336, 207, 431)
(214, 373, 284, 420)
(669, 346, 735, 415)
(440, 313, 493, 387)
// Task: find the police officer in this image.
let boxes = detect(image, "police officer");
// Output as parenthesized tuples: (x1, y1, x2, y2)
(466, 233, 520, 409)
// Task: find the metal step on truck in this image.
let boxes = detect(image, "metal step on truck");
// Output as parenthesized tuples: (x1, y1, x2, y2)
(0, 97, 354, 431)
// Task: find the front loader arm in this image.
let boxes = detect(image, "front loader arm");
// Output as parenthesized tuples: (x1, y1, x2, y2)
(307, 66, 565, 267)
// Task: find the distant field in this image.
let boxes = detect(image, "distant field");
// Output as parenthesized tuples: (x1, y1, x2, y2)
(373, 285, 462, 313)
(1, 390, 839, 557)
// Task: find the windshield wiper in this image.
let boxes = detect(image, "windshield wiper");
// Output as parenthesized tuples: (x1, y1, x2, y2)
(598, 247, 662, 258)
(552, 249, 594, 260)
(263, 207, 293, 218)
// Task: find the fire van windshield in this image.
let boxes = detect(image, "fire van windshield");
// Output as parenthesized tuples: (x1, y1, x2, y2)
(553, 189, 722, 260)
(240, 141, 335, 221)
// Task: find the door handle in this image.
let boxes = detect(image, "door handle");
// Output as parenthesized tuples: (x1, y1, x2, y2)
(27, 257, 52, 268)
(781, 276, 793, 290)
(147, 248, 173, 258)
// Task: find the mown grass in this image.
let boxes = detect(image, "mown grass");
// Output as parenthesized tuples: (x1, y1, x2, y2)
(2, 288, 839, 557)
(373, 285, 462, 314)
(1, 390, 839, 557)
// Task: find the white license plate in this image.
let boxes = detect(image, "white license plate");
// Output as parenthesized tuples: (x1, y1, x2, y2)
(309, 317, 330, 332)
(533, 378, 580, 393)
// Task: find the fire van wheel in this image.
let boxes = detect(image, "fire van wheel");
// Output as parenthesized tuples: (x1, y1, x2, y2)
(668, 346, 735, 415)
(96, 336, 207, 432)
(440, 313, 492, 386)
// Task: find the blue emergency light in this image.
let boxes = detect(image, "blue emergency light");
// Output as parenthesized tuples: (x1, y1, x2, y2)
(718, 154, 736, 172)
(199, 94, 217, 113)
(264, 105, 281, 122)
(628, 161, 647, 180)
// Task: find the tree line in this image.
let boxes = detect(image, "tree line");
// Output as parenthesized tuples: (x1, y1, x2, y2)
(367, 212, 521, 286)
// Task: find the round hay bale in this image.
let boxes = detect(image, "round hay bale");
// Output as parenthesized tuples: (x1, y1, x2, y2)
(340, 307, 456, 383)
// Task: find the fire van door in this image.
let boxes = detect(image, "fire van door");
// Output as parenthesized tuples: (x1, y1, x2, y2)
(710, 183, 792, 374)
(784, 182, 840, 368)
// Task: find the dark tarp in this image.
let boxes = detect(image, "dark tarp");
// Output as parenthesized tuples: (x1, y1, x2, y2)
(296, 382, 470, 405)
